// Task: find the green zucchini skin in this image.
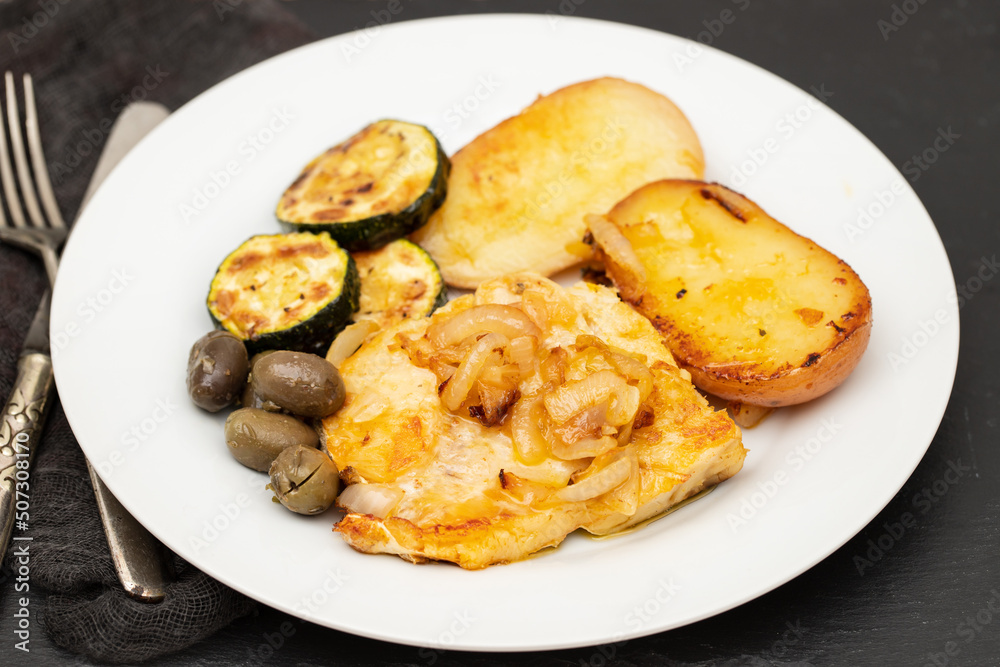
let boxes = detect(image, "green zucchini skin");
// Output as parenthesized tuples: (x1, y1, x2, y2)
(276, 120, 450, 252)
(352, 239, 448, 328)
(207, 233, 360, 356)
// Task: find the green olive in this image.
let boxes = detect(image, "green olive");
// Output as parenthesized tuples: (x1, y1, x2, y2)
(224, 408, 318, 472)
(251, 351, 346, 418)
(187, 331, 249, 412)
(268, 445, 340, 515)
(240, 383, 283, 413)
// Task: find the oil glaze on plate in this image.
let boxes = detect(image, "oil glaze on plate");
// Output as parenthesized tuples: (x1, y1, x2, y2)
(52, 15, 958, 651)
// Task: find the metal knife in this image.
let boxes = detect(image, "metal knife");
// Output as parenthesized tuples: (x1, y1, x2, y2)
(0, 102, 176, 601)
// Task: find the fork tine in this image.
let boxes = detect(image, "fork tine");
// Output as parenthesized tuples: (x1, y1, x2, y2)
(24, 74, 65, 230)
(5, 71, 48, 229)
(0, 72, 24, 228)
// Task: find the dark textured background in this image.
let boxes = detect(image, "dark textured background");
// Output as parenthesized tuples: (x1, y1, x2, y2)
(1, 0, 998, 664)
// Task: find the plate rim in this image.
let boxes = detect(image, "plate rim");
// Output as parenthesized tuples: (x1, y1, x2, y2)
(51, 12, 960, 652)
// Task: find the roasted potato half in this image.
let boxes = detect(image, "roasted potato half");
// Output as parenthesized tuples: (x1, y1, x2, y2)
(411, 77, 704, 288)
(590, 180, 872, 407)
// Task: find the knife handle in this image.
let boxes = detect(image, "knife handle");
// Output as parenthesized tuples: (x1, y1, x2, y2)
(0, 352, 56, 563)
(86, 459, 174, 602)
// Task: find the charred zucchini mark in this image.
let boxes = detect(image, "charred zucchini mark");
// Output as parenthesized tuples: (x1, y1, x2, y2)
(700, 187, 747, 223)
(208, 232, 358, 354)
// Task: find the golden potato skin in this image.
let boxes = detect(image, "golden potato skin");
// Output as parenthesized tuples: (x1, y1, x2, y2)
(411, 77, 704, 288)
(595, 180, 872, 407)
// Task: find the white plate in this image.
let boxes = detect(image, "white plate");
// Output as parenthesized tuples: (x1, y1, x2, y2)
(51, 15, 959, 652)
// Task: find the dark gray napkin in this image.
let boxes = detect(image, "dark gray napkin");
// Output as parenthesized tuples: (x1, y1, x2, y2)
(0, 0, 314, 662)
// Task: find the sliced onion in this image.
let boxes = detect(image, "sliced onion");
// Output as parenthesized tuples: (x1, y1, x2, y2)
(553, 402, 608, 444)
(511, 395, 549, 466)
(479, 363, 519, 388)
(475, 379, 519, 426)
(556, 450, 632, 502)
(440, 333, 507, 411)
(520, 290, 549, 330)
(326, 320, 380, 368)
(585, 214, 645, 302)
(609, 351, 654, 404)
(551, 434, 617, 460)
(337, 483, 403, 519)
(544, 370, 639, 427)
(509, 335, 538, 381)
(540, 347, 567, 387)
(428, 305, 540, 348)
(728, 401, 774, 428)
(428, 357, 457, 385)
(616, 420, 633, 447)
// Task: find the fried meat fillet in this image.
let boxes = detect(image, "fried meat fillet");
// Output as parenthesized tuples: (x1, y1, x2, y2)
(320, 274, 744, 569)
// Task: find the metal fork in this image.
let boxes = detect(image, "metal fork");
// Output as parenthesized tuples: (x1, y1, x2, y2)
(0, 72, 66, 279)
(0, 72, 173, 601)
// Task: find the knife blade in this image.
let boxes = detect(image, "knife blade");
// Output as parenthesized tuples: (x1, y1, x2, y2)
(21, 288, 51, 355)
(77, 102, 177, 602)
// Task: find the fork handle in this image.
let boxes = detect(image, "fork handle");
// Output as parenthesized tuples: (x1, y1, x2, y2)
(0, 352, 55, 564)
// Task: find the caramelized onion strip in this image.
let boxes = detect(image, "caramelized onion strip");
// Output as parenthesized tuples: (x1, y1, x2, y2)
(585, 214, 645, 301)
(511, 395, 549, 466)
(337, 484, 403, 519)
(544, 370, 640, 427)
(440, 333, 508, 411)
(428, 305, 540, 348)
(326, 320, 380, 368)
(556, 450, 632, 502)
(608, 351, 654, 404)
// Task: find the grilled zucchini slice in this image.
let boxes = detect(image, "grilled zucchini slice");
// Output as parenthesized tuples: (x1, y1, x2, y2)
(207, 232, 360, 355)
(352, 239, 447, 328)
(276, 120, 449, 251)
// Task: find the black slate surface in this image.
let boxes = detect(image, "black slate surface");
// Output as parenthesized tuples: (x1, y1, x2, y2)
(1, 0, 999, 665)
